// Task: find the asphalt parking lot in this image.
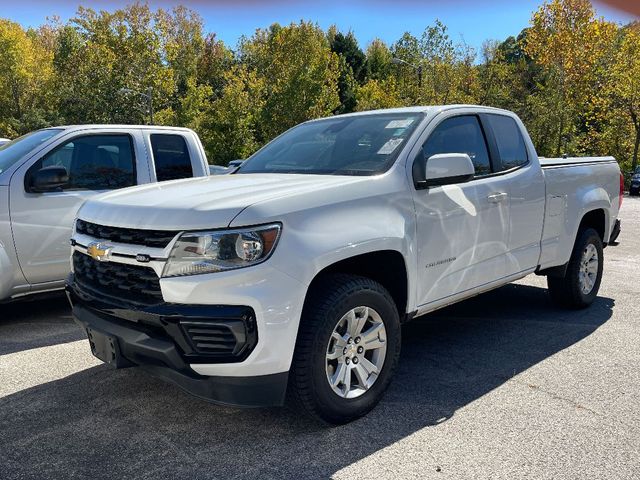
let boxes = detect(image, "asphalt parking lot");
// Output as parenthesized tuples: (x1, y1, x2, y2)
(1, 198, 639, 480)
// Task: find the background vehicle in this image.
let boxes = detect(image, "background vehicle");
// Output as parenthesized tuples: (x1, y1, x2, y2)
(0, 125, 210, 302)
(0, 138, 10, 146)
(630, 166, 640, 195)
(209, 165, 230, 175)
(67, 106, 622, 424)
(227, 159, 244, 169)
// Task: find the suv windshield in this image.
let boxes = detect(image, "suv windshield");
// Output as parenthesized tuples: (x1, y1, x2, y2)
(238, 113, 424, 176)
(0, 129, 63, 174)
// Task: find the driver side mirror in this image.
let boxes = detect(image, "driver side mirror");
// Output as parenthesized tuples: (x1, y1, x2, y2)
(28, 166, 69, 193)
(414, 152, 475, 189)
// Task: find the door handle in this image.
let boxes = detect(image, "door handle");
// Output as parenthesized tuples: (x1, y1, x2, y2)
(487, 192, 508, 203)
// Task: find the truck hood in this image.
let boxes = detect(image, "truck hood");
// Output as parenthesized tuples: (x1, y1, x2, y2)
(78, 173, 370, 230)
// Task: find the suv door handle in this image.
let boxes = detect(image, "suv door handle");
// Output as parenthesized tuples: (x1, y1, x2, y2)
(487, 192, 508, 203)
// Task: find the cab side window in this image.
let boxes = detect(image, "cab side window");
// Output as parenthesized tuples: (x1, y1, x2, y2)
(421, 115, 491, 176)
(150, 134, 193, 181)
(485, 114, 528, 170)
(30, 135, 136, 191)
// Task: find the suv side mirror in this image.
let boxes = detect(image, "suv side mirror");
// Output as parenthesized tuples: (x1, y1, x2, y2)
(28, 166, 69, 193)
(415, 153, 475, 189)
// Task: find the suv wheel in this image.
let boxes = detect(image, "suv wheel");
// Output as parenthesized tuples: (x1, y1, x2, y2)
(547, 228, 603, 309)
(288, 274, 401, 424)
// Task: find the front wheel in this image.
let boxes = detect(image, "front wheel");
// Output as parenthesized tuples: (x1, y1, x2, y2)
(288, 274, 401, 424)
(547, 228, 603, 309)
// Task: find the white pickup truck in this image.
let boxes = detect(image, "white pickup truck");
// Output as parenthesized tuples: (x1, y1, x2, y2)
(67, 106, 623, 424)
(0, 125, 210, 302)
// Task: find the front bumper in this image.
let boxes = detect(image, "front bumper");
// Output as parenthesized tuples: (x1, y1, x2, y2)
(68, 293, 288, 407)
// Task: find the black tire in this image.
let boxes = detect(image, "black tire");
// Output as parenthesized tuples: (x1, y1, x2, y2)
(547, 228, 603, 309)
(630, 188, 638, 196)
(288, 274, 401, 425)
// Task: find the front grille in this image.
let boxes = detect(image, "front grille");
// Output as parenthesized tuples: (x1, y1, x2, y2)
(76, 219, 178, 249)
(182, 322, 240, 356)
(72, 251, 163, 305)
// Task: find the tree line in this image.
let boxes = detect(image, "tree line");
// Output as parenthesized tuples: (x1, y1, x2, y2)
(0, 0, 639, 175)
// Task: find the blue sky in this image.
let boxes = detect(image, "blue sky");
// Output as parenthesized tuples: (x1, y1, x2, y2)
(5, 0, 637, 52)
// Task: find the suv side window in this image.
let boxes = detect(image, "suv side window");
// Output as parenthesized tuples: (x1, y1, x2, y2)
(421, 115, 491, 176)
(150, 134, 193, 181)
(30, 134, 136, 191)
(485, 114, 528, 170)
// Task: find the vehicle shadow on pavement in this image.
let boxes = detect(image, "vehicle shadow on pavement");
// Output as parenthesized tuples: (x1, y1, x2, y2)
(0, 283, 614, 480)
(0, 293, 83, 355)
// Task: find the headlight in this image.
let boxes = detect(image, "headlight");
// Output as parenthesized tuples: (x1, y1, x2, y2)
(162, 224, 281, 277)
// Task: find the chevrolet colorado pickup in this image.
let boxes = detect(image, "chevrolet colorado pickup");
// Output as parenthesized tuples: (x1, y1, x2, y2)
(0, 125, 210, 302)
(67, 106, 623, 424)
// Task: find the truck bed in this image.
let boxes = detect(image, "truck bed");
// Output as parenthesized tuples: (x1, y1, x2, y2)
(538, 155, 621, 270)
(539, 156, 617, 168)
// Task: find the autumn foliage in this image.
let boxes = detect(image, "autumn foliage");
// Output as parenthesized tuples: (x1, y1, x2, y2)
(0, 1, 638, 174)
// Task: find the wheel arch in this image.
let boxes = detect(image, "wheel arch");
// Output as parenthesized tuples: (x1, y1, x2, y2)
(577, 208, 607, 244)
(303, 250, 409, 319)
(537, 207, 607, 278)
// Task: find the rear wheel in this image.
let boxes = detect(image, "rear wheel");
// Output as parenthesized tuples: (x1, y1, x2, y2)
(547, 228, 603, 309)
(288, 274, 401, 424)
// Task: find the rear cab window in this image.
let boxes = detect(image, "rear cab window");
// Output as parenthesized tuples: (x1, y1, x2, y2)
(150, 134, 194, 181)
(484, 114, 528, 170)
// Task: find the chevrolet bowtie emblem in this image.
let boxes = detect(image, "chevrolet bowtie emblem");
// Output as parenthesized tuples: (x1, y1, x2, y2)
(87, 242, 113, 262)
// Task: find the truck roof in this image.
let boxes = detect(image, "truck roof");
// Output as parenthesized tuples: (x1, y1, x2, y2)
(308, 104, 513, 121)
(45, 124, 195, 133)
(49, 106, 512, 131)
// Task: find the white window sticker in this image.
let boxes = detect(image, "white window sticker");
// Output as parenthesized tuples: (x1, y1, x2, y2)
(377, 137, 404, 155)
(385, 118, 414, 129)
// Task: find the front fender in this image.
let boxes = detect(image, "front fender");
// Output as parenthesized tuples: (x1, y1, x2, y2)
(0, 185, 28, 301)
(230, 172, 419, 311)
(271, 198, 413, 287)
(0, 235, 27, 301)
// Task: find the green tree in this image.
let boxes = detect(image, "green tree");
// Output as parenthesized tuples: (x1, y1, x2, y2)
(0, 19, 55, 135)
(355, 78, 402, 111)
(610, 24, 640, 172)
(525, 0, 617, 156)
(365, 39, 392, 80)
(240, 21, 340, 141)
(54, 4, 176, 124)
(199, 66, 264, 165)
(197, 33, 233, 95)
(328, 29, 366, 113)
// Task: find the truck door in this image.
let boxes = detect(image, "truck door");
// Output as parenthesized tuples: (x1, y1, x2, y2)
(9, 132, 142, 286)
(481, 114, 545, 274)
(410, 114, 511, 309)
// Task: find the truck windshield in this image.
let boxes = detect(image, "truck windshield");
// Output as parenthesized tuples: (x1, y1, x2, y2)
(0, 129, 63, 174)
(238, 113, 424, 176)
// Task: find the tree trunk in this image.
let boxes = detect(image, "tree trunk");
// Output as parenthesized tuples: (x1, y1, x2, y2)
(632, 124, 640, 172)
(556, 114, 564, 157)
(11, 81, 22, 119)
(631, 108, 640, 172)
